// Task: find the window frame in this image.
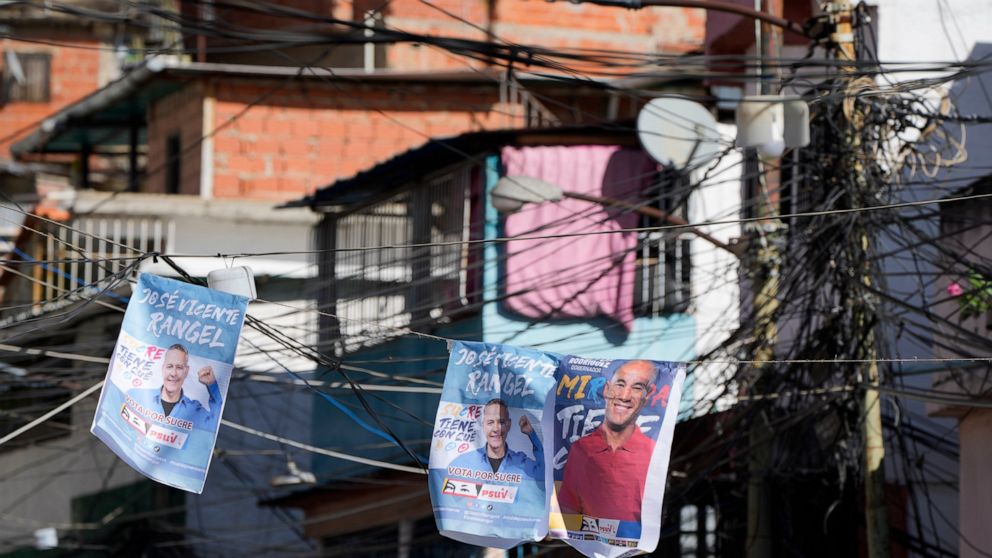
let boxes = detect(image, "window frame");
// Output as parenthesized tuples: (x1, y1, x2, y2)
(327, 162, 480, 352)
(3, 51, 52, 103)
(633, 169, 693, 317)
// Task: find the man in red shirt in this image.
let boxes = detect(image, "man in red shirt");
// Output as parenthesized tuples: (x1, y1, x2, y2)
(557, 360, 658, 523)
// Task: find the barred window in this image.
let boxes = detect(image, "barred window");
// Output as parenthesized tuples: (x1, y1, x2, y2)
(678, 504, 718, 557)
(332, 164, 478, 351)
(634, 171, 692, 316)
(3, 52, 51, 103)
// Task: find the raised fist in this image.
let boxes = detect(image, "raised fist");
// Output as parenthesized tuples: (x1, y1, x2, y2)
(519, 415, 533, 435)
(197, 366, 216, 386)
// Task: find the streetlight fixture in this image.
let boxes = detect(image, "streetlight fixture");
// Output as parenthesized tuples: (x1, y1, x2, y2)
(270, 456, 317, 488)
(491, 175, 742, 257)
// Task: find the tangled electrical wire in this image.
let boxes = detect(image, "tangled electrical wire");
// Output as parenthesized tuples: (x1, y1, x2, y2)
(2, 0, 992, 556)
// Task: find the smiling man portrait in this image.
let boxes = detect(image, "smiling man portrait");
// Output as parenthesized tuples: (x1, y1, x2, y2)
(449, 398, 544, 481)
(557, 359, 659, 523)
(127, 343, 224, 432)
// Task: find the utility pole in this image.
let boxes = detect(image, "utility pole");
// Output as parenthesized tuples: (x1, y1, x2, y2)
(828, 1, 890, 556)
(745, 2, 782, 556)
(563, 2, 811, 555)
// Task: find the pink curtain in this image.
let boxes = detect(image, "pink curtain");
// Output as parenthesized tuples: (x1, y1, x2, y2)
(500, 145, 657, 332)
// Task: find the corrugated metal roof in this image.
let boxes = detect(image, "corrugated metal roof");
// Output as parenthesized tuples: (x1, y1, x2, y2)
(281, 125, 640, 210)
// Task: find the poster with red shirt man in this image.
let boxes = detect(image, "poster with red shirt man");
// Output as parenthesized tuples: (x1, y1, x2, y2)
(548, 356, 684, 557)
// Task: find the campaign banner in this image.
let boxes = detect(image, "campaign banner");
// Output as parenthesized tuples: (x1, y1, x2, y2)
(428, 341, 559, 549)
(548, 356, 685, 557)
(91, 273, 248, 493)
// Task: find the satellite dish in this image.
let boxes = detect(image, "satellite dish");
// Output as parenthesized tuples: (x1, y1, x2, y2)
(636, 97, 721, 169)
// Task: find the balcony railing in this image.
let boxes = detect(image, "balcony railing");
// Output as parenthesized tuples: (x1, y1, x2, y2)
(31, 216, 171, 305)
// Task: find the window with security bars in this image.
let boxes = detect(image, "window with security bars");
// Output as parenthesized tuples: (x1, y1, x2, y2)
(2, 52, 51, 103)
(331, 164, 478, 352)
(633, 171, 692, 316)
(678, 504, 718, 557)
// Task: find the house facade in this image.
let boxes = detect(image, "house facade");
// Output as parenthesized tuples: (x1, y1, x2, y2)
(0, 1, 711, 554)
(928, 43, 992, 558)
(706, 3, 992, 557)
(273, 121, 742, 552)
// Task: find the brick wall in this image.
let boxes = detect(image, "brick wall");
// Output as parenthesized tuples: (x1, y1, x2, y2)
(144, 83, 205, 196)
(144, 0, 708, 201)
(188, 0, 705, 73)
(0, 38, 104, 158)
(207, 79, 506, 200)
(381, 1, 706, 72)
(144, 73, 641, 202)
(189, 0, 347, 66)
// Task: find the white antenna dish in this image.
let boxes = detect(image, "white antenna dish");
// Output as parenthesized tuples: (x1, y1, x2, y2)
(636, 97, 721, 169)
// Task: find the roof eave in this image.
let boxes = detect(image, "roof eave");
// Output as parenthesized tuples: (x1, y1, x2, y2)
(10, 62, 162, 157)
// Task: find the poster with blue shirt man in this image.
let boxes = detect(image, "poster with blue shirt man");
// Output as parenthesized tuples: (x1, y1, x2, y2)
(448, 398, 543, 480)
(91, 273, 247, 494)
(428, 341, 558, 549)
(126, 343, 223, 433)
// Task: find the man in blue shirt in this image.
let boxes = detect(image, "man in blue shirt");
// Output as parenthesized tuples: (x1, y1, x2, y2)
(450, 398, 543, 481)
(127, 343, 223, 432)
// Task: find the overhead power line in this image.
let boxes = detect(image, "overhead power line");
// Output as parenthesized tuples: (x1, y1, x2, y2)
(162, 189, 992, 258)
(0, 381, 104, 449)
(221, 420, 425, 474)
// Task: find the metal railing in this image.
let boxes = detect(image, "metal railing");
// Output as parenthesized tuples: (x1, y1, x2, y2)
(499, 74, 560, 129)
(332, 164, 475, 351)
(32, 216, 171, 304)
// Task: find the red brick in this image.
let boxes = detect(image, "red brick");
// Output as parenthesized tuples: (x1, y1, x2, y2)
(213, 174, 240, 197)
(291, 119, 320, 137)
(247, 177, 280, 193)
(263, 118, 293, 136)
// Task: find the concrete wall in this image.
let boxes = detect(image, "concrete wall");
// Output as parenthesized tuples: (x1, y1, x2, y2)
(873, 0, 992, 77)
(0, 312, 144, 548)
(185, 377, 314, 558)
(688, 124, 741, 413)
(72, 191, 318, 279)
(0, 314, 316, 556)
(0, 400, 147, 544)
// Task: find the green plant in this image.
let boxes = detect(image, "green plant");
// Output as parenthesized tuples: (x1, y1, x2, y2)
(955, 271, 992, 320)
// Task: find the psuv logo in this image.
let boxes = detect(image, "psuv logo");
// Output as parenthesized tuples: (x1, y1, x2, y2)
(581, 516, 599, 532)
(477, 485, 518, 503)
(596, 518, 620, 537)
(442, 478, 481, 498)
